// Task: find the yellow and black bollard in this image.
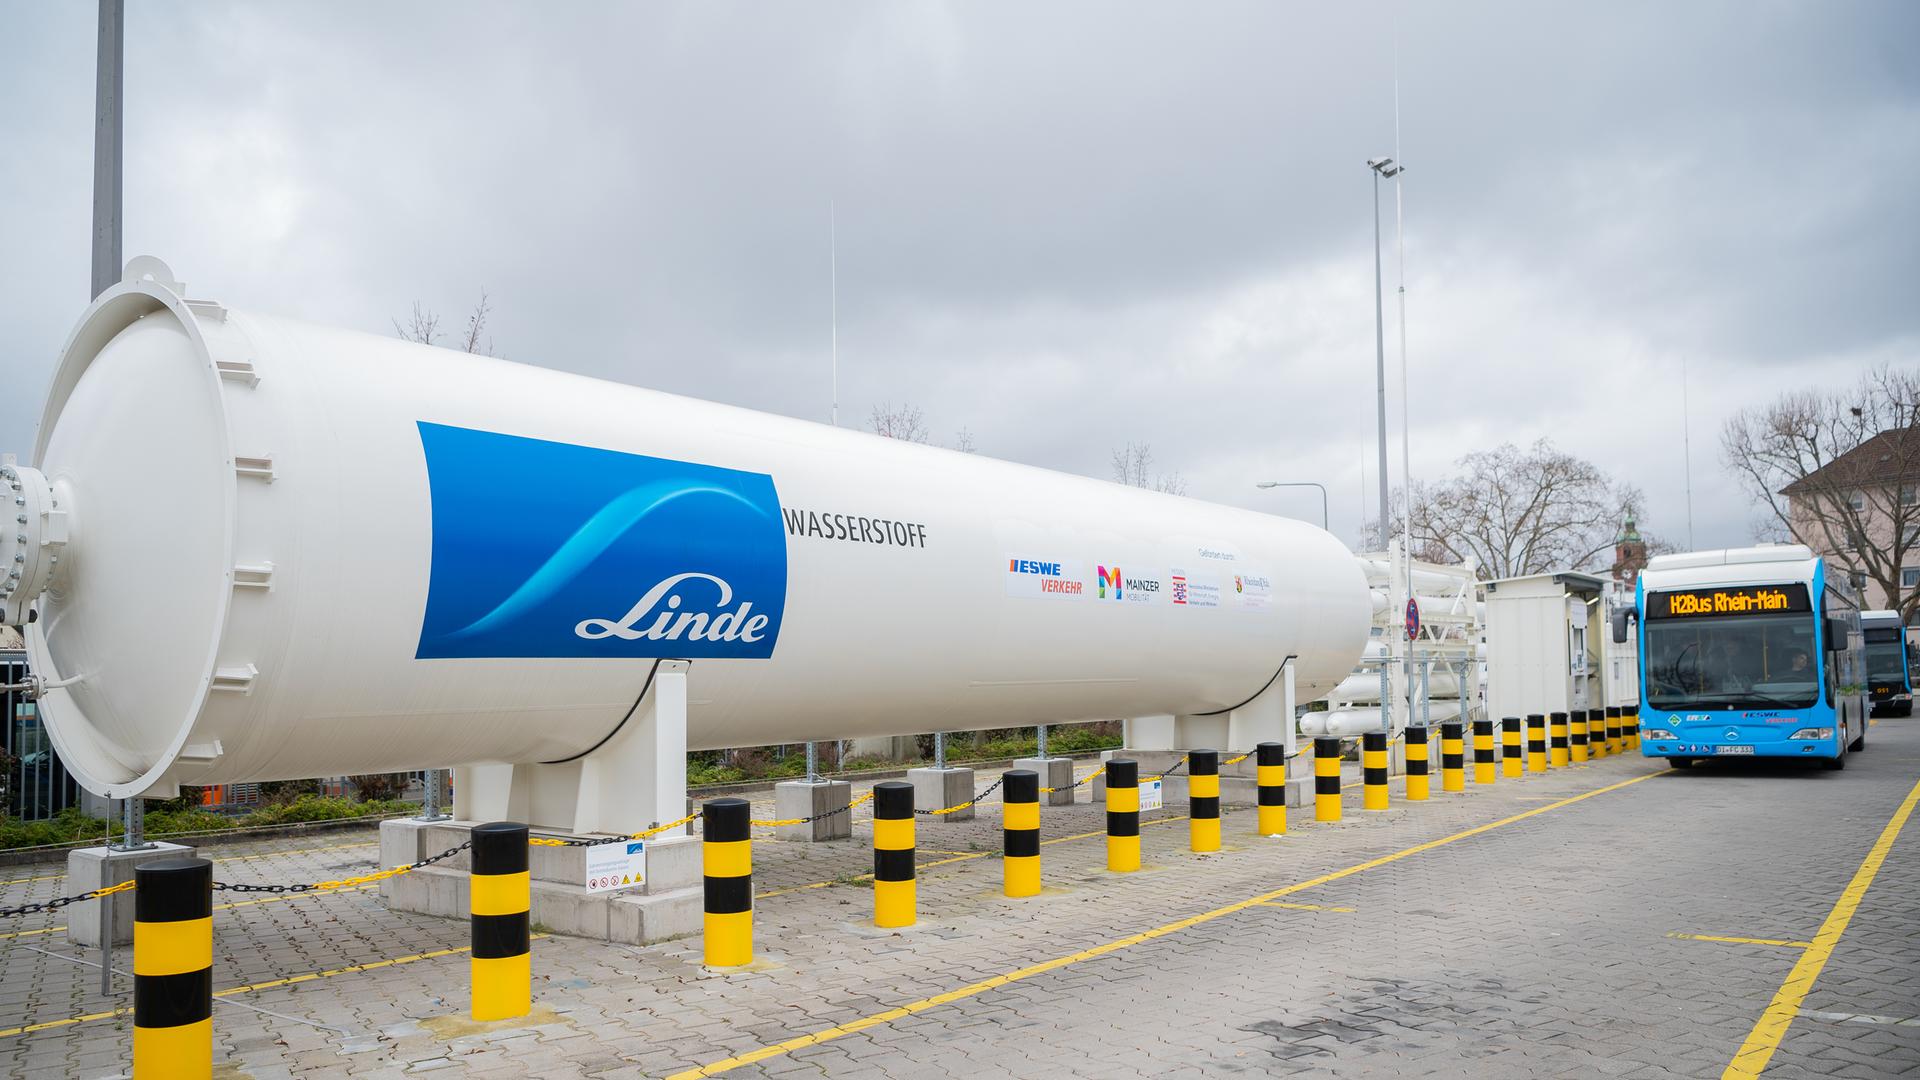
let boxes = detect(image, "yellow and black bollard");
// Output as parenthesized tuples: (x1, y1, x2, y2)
(1256, 741, 1287, 836)
(1527, 713, 1548, 773)
(1571, 709, 1591, 763)
(703, 798, 752, 967)
(1189, 751, 1221, 852)
(1626, 706, 1641, 751)
(1405, 725, 1430, 801)
(873, 780, 916, 927)
(1472, 719, 1497, 785)
(1362, 732, 1389, 811)
(1605, 706, 1623, 755)
(1589, 708, 1607, 758)
(1313, 738, 1343, 822)
(1502, 716, 1524, 778)
(1549, 711, 1570, 767)
(1003, 769, 1041, 896)
(133, 856, 213, 1079)
(1440, 722, 1466, 792)
(1106, 759, 1141, 871)
(470, 821, 531, 1022)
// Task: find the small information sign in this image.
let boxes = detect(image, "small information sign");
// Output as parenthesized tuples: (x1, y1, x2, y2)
(584, 840, 646, 893)
(1139, 778, 1164, 812)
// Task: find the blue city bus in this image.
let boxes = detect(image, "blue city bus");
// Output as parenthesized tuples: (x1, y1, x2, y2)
(1634, 545, 1867, 770)
(1859, 609, 1912, 717)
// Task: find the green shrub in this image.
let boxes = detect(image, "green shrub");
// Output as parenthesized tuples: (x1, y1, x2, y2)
(237, 795, 414, 826)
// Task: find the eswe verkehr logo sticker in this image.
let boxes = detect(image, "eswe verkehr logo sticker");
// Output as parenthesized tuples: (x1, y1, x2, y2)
(414, 422, 788, 659)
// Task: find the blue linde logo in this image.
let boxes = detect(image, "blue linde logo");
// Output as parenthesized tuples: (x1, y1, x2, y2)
(415, 423, 787, 660)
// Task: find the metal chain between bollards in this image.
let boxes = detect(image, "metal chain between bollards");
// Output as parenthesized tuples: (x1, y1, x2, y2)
(1040, 761, 1109, 794)
(750, 789, 876, 828)
(0, 878, 134, 919)
(530, 810, 705, 848)
(212, 834, 474, 891)
(916, 775, 1005, 816)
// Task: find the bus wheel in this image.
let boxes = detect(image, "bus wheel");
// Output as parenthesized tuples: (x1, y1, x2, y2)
(1822, 750, 1847, 771)
(1668, 758, 1695, 770)
(1850, 729, 1866, 752)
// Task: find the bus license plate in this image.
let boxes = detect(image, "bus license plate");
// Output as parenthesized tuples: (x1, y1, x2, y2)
(1714, 745, 1755, 755)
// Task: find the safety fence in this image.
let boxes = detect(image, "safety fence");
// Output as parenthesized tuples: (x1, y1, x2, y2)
(0, 707, 1639, 1077)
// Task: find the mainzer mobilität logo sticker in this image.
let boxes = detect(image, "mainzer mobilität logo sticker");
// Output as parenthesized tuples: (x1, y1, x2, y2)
(415, 422, 788, 659)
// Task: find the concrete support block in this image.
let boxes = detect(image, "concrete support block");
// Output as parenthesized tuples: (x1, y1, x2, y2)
(908, 766, 975, 822)
(1015, 757, 1076, 806)
(641, 834, 702, 893)
(377, 818, 433, 901)
(773, 780, 852, 842)
(65, 842, 195, 947)
(610, 887, 704, 945)
(383, 823, 704, 946)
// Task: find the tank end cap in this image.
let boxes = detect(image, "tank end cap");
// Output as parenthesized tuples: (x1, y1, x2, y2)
(121, 255, 184, 296)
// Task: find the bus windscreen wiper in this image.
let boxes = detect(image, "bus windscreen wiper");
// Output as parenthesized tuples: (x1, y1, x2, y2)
(1736, 690, 1815, 709)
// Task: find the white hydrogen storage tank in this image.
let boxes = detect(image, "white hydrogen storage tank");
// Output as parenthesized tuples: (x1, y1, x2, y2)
(4, 260, 1371, 815)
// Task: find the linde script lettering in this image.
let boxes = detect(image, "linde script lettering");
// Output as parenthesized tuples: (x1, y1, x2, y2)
(575, 572, 769, 642)
(782, 507, 928, 548)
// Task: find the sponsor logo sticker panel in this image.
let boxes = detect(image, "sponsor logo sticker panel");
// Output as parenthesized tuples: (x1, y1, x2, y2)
(1006, 556, 1086, 599)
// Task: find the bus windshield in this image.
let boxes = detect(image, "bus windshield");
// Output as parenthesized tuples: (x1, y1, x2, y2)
(1644, 612, 1820, 710)
(1864, 627, 1906, 686)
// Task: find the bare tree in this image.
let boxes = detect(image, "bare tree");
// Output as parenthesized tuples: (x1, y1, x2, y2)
(1722, 366, 1920, 614)
(394, 292, 497, 356)
(1110, 441, 1186, 495)
(457, 290, 495, 356)
(393, 302, 441, 346)
(952, 427, 977, 454)
(868, 401, 931, 443)
(1393, 440, 1649, 577)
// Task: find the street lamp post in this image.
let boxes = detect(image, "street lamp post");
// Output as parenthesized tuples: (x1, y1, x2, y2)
(1254, 481, 1329, 532)
(1366, 157, 1400, 549)
(1368, 156, 1409, 744)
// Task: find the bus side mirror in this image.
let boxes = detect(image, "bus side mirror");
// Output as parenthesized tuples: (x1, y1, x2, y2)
(1825, 617, 1849, 652)
(1611, 610, 1631, 644)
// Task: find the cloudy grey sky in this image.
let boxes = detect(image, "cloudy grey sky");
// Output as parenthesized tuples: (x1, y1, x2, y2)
(3, 1, 1915, 552)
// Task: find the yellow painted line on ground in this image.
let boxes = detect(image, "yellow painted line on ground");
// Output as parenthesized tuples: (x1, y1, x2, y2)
(1722, 777, 1920, 1079)
(0, 924, 61, 941)
(1257, 901, 1356, 913)
(0, 934, 550, 1039)
(667, 769, 1664, 1079)
(1668, 932, 1811, 949)
(0, 871, 69, 888)
(0, 1005, 130, 1038)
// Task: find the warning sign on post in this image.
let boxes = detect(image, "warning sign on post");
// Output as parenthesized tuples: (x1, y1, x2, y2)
(584, 840, 646, 893)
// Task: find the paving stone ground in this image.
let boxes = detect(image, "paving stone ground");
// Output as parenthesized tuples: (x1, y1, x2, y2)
(4, 724, 1918, 1079)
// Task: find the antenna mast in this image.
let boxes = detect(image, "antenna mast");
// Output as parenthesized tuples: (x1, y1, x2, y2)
(830, 201, 839, 428)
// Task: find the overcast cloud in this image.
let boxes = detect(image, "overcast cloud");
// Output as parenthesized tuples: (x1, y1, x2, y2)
(3, 1, 1915, 553)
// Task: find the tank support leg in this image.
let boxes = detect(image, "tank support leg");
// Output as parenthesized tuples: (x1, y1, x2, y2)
(454, 660, 691, 836)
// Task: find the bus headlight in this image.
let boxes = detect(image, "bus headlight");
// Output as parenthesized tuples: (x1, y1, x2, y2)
(1643, 728, 1677, 740)
(1787, 728, 1833, 740)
